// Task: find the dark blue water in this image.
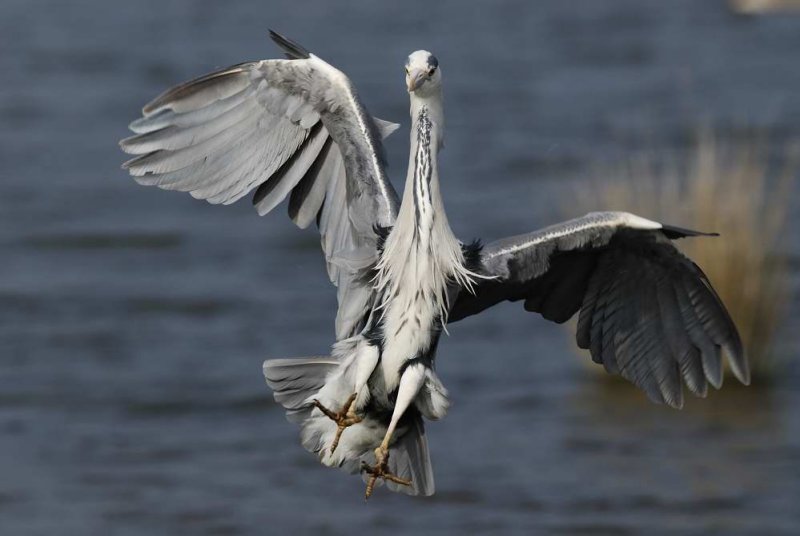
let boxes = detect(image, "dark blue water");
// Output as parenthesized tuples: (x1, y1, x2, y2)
(1, 1, 799, 534)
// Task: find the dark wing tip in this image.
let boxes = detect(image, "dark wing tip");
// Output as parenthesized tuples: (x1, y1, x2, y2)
(661, 224, 719, 240)
(268, 29, 311, 60)
(725, 342, 750, 386)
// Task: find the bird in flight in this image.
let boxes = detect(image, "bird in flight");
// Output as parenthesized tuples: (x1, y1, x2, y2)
(120, 31, 750, 499)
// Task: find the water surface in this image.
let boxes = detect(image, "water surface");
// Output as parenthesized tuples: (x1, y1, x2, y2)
(1, 1, 799, 534)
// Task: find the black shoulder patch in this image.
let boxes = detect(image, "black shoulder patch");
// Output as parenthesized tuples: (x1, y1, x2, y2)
(374, 224, 392, 253)
(462, 239, 484, 273)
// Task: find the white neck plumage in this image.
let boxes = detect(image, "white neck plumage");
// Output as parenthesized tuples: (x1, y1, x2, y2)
(374, 91, 476, 322)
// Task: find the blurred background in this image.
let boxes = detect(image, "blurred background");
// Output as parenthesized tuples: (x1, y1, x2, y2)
(1, 0, 799, 534)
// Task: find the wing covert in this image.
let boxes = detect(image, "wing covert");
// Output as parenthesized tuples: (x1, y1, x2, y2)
(449, 212, 749, 408)
(120, 32, 400, 339)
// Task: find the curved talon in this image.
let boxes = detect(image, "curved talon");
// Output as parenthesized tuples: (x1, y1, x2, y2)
(361, 447, 412, 500)
(312, 393, 362, 454)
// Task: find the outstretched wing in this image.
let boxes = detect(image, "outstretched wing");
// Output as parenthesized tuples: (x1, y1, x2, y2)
(449, 211, 749, 408)
(120, 31, 399, 340)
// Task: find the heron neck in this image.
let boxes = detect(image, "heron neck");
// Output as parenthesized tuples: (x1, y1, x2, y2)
(373, 93, 472, 322)
(390, 95, 460, 265)
(410, 94, 444, 150)
(405, 100, 444, 236)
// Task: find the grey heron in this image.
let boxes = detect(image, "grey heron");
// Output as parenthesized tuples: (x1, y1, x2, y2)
(120, 31, 749, 499)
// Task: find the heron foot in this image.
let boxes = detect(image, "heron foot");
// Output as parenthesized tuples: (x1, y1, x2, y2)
(312, 393, 362, 454)
(361, 446, 412, 500)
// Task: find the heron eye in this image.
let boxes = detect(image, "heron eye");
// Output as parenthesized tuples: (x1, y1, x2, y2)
(428, 68, 436, 76)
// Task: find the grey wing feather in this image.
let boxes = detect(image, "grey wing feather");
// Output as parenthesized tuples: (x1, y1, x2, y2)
(121, 33, 401, 340)
(449, 211, 749, 408)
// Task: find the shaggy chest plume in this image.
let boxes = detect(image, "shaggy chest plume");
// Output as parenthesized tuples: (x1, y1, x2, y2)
(371, 106, 476, 390)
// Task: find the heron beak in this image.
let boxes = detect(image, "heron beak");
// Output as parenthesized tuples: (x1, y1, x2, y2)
(406, 69, 427, 92)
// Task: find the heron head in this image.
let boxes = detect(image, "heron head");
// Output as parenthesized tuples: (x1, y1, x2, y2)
(405, 51, 440, 96)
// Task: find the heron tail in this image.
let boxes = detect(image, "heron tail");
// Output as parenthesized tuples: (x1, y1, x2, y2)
(263, 356, 338, 423)
(262, 345, 435, 496)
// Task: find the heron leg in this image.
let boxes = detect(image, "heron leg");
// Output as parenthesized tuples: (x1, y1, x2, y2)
(313, 343, 379, 454)
(312, 393, 362, 454)
(361, 448, 411, 499)
(361, 363, 426, 499)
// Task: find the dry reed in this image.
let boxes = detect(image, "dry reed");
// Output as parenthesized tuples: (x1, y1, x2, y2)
(569, 129, 797, 381)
